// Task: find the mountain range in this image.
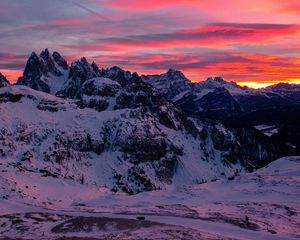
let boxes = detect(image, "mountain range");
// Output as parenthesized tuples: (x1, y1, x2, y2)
(0, 49, 298, 194)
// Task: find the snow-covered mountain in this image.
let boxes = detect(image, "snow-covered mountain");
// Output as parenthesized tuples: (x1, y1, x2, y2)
(0, 49, 291, 194)
(142, 69, 193, 102)
(16, 49, 69, 94)
(143, 69, 300, 152)
(142, 70, 299, 115)
(1, 82, 285, 194)
(0, 49, 299, 239)
(265, 83, 300, 104)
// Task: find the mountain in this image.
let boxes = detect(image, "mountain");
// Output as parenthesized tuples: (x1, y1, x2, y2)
(0, 49, 292, 195)
(2, 79, 288, 194)
(265, 82, 300, 104)
(143, 69, 300, 152)
(57, 57, 102, 99)
(143, 71, 296, 116)
(0, 50, 299, 240)
(0, 72, 10, 87)
(142, 69, 193, 101)
(16, 49, 69, 94)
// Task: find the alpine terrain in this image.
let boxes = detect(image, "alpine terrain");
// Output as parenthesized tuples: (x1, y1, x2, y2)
(0, 49, 299, 240)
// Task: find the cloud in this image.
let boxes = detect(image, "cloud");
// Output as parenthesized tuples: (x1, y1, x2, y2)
(1, 0, 300, 86)
(60, 23, 299, 52)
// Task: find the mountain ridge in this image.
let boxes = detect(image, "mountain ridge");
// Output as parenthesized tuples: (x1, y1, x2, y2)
(0, 49, 293, 194)
(3, 49, 300, 91)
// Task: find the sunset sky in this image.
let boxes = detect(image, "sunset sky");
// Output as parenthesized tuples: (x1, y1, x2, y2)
(1, 0, 300, 88)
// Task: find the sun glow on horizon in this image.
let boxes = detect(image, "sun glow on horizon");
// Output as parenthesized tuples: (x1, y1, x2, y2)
(236, 79, 300, 89)
(0, 69, 23, 83)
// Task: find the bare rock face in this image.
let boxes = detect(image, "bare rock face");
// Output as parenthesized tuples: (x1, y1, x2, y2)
(56, 57, 102, 99)
(52, 51, 68, 70)
(16, 49, 68, 93)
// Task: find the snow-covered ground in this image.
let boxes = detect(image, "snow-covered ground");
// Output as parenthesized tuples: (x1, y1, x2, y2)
(0, 156, 299, 239)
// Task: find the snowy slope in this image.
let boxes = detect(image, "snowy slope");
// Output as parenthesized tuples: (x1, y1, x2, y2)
(0, 76, 286, 195)
(0, 85, 237, 192)
(0, 156, 299, 239)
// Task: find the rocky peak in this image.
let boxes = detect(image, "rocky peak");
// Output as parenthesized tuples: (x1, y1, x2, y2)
(58, 58, 102, 99)
(16, 49, 68, 93)
(102, 66, 132, 85)
(196, 76, 240, 91)
(52, 51, 68, 70)
(91, 61, 100, 73)
(142, 69, 192, 101)
(40, 48, 50, 59)
(69, 57, 101, 84)
(39, 48, 61, 76)
(213, 76, 226, 83)
(204, 77, 226, 85)
(0, 72, 10, 88)
(166, 69, 186, 79)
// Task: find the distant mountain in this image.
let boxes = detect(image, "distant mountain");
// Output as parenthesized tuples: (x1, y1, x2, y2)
(143, 70, 297, 116)
(0, 49, 291, 194)
(0, 72, 10, 88)
(142, 69, 193, 101)
(143, 69, 300, 152)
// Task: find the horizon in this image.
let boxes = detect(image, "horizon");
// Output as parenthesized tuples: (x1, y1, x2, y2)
(2, 47, 300, 89)
(1, 0, 300, 88)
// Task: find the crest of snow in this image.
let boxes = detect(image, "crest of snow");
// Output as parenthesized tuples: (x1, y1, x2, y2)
(83, 77, 120, 88)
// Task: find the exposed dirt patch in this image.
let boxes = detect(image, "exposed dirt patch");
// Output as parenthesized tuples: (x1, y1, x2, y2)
(51, 216, 163, 233)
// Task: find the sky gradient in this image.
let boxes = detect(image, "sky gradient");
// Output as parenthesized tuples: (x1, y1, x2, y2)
(1, 0, 300, 88)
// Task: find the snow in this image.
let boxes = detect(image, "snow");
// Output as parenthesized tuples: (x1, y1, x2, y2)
(83, 77, 120, 88)
(1, 77, 299, 238)
(1, 84, 249, 193)
(0, 156, 299, 239)
(46, 68, 69, 95)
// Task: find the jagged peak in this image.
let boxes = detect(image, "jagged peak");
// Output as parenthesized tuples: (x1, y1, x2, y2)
(91, 61, 100, 71)
(110, 66, 123, 72)
(205, 76, 225, 83)
(29, 51, 39, 59)
(52, 51, 68, 70)
(166, 68, 186, 77)
(70, 56, 91, 68)
(80, 56, 88, 63)
(40, 48, 50, 59)
(167, 68, 177, 73)
(203, 77, 240, 88)
(52, 51, 62, 58)
(213, 76, 225, 83)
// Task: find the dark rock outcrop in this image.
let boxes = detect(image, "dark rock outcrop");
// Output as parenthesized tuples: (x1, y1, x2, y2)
(16, 49, 68, 93)
(0, 72, 10, 88)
